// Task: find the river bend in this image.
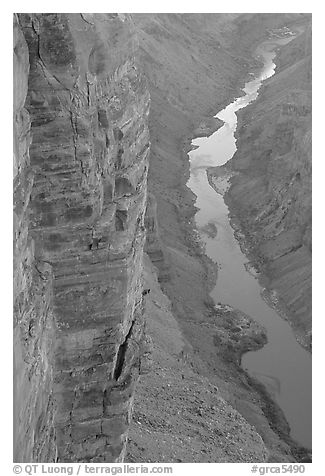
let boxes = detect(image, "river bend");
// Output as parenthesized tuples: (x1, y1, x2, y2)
(186, 31, 312, 449)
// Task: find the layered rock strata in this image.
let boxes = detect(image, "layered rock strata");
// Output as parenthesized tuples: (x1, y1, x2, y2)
(14, 13, 150, 462)
(13, 14, 57, 461)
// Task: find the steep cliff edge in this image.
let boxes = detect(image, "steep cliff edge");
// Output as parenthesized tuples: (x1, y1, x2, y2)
(14, 14, 57, 462)
(222, 24, 312, 349)
(13, 13, 150, 462)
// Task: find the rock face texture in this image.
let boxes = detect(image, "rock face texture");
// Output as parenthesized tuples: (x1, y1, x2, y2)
(13, 13, 150, 462)
(225, 23, 312, 348)
(13, 14, 57, 462)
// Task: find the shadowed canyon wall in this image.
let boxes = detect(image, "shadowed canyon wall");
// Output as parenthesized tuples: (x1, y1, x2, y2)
(13, 13, 150, 462)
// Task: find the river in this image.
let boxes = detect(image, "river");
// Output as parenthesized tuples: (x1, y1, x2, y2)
(186, 30, 312, 449)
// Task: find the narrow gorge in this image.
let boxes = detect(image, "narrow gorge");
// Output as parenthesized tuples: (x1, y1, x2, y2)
(13, 13, 312, 464)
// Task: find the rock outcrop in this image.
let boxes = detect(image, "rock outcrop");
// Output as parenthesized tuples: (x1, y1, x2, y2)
(13, 13, 150, 462)
(225, 23, 312, 348)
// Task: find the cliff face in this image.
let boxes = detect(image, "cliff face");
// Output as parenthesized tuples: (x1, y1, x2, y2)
(13, 14, 57, 462)
(226, 24, 312, 347)
(13, 13, 150, 462)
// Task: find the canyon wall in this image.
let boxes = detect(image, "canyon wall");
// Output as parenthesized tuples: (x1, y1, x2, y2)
(13, 13, 150, 462)
(133, 13, 308, 290)
(225, 23, 312, 348)
(13, 14, 57, 461)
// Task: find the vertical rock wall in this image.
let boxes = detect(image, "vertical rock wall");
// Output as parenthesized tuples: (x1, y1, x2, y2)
(13, 14, 57, 461)
(13, 13, 150, 462)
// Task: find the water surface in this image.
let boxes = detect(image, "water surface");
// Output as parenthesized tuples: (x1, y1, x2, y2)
(187, 32, 312, 449)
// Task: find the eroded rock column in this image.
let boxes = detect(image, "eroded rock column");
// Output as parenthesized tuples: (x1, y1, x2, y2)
(14, 13, 150, 462)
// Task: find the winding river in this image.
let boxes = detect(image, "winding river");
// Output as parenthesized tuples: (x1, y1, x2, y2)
(186, 31, 311, 449)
